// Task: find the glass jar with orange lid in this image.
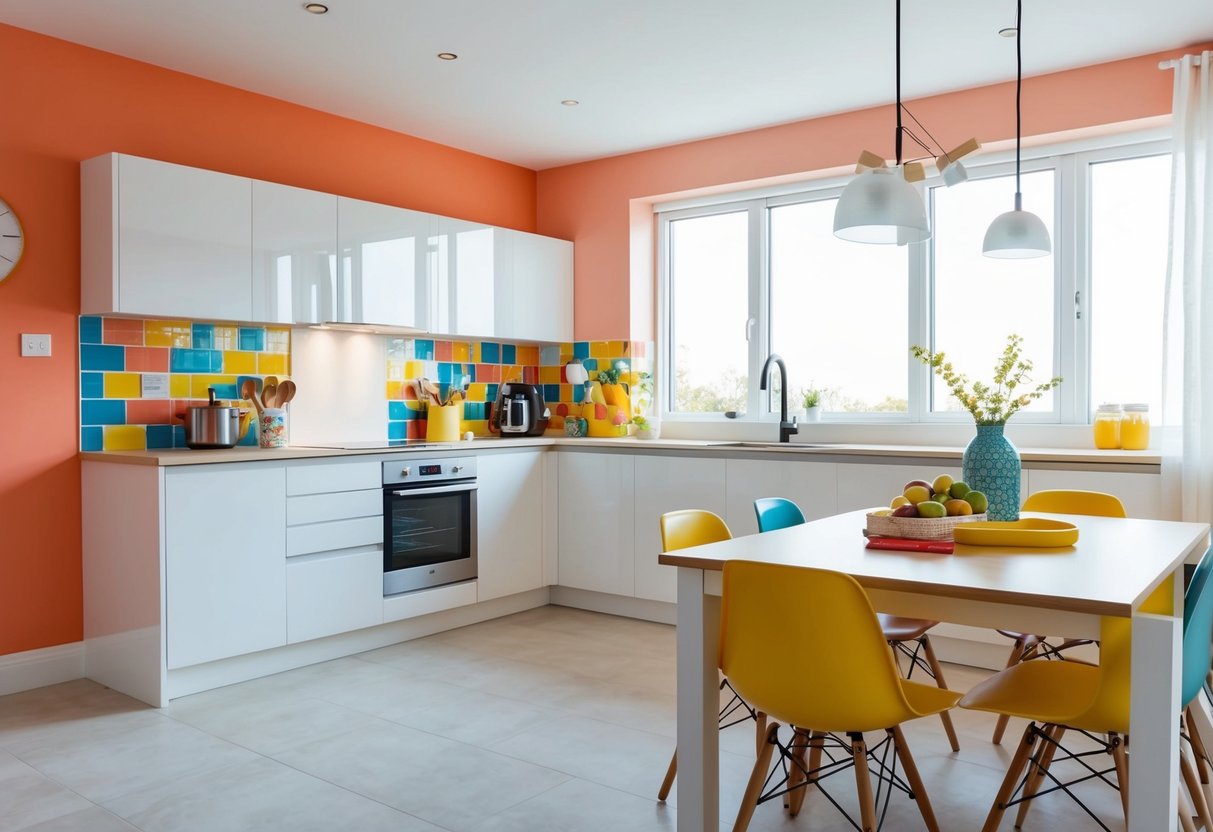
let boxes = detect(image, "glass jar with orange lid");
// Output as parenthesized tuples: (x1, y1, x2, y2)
(1121, 403, 1150, 450)
(1093, 403, 1122, 449)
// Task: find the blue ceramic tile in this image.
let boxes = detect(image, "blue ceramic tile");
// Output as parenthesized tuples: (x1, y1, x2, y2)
(170, 348, 223, 373)
(210, 383, 238, 400)
(235, 375, 262, 397)
(437, 363, 454, 384)
(238, 429, 257, 446)
(146, 425, 175, 449)
(81, 372, 105, 399)
(583, 358, 598, 371)
(501, 344, 516, 364)
(540, 345, 562, 366)
(80, 426, 103, 452)
(388, 420, 406, 440)
(80, 344, 124, 372)
(173, 426, 187, 448)
(79, 316, 103, 345)
(544, 384, 561, 404)
(81, 399, 125, 426)
(402, 405, 420, 421)
(192, 323, 214, 350)
(463, 365, 476, 382)
(414, 339, 435, 360)
(480, 342, 500, 364)
(464, 402, 487, 420)
(573, 341, 590, 360)
(389, 401, 407, 420)
(238, 327, 265, 352)
(486, 383, 499, 403)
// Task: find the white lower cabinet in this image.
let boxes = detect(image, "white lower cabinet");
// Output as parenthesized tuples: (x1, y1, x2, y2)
(557, 452, 636, 596)
(477, 451, 547, 601)
(287, 548, 384, 643)
(1026, 468, 1163, 519)
(633, 456, 727, 603)
(835, 462, 966, 513)
(725, 458, 839, 536)
(165, 464, 287, 669)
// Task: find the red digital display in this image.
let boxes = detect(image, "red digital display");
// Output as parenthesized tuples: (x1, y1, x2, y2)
(419, 464, 443, 476)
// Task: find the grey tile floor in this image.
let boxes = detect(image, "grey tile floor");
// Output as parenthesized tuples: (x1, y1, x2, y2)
(0, 606, 1132, 831)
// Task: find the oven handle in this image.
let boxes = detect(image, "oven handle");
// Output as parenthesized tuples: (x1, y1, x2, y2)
(391, 483, 478, 497)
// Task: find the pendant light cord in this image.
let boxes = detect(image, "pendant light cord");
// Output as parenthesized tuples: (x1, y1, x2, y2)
(1014, 0, 1023, 207)
(895, 0, 903, 166)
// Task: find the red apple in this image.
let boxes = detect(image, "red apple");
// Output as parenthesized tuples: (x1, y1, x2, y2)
(891, 504, 920, 518)
(904, 480, 932, 493)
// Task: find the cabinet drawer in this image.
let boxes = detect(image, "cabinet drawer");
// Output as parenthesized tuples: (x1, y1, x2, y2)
(286, 489, 381, 526)
(383, 580, 477, 623)
(287, 461, 379, 496)
(287, 548, 384, 643)
(286, 516, 382, 557)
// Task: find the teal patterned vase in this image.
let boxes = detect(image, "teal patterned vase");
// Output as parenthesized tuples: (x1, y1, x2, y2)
(962, 424, 1020, 521)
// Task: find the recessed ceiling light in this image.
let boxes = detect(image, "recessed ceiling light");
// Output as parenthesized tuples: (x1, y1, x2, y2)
(999, 26, 1018, 37)
(303, 3, 328, 13)
(437, 52, 458, 61)
(561, 99, 579, 106)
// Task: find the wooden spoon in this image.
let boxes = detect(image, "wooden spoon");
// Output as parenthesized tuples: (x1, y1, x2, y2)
(277, 380, 296, 406)
(262, 382, 278, 410)
(240, 379, 263, 414)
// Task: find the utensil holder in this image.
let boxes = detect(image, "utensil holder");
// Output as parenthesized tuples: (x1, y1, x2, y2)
(258, 408, 287, 448)
(425, 403, 462, 442)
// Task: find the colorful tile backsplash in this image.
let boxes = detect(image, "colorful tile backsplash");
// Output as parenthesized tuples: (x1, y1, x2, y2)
(79, 316, 290, 451)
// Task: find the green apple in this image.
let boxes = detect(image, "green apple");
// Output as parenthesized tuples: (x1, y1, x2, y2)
(917, 500, 947, 518)
(949, 481, 971, 499)
(965, 490, 989, 514)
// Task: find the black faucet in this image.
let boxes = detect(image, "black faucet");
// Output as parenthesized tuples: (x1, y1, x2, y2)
(759, 354, 799, 443)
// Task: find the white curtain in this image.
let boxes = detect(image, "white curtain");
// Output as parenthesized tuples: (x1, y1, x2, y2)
(1162, 51, 1213, 523)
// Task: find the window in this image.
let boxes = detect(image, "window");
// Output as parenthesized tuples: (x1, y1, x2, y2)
(658, 134, 1172, 425)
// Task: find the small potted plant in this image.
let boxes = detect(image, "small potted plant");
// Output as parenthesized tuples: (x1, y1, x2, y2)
(632, 413, 659, 440)
(801, 387, 824, 422)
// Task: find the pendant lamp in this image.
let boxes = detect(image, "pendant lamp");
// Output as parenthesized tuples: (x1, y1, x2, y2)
(983, 0, 1051, 258)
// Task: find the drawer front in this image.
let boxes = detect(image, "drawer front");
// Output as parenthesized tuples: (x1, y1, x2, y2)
(286, 516, 382, 557)
(287, 488, 381, 526)
(287, 548, 384, 643)
(287, 460, 380, 496)
(383, 580, 477, 623)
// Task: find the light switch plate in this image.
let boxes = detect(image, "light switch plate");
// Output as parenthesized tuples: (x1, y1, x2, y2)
(20, 334, 51, 357)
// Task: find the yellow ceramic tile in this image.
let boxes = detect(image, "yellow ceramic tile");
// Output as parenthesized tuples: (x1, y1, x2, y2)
(502, 365, 523, 383)
(453, 342, 471, 362)
(386, 360, 406, 381)
(465, 420, 491, 437)
(590, 341, 611, 358)
(467, 383, 488, 401)
(169, 375, 190, 398)
(518, 346, 540, 366)
(103, 372, 142, 399)
(404, 360, 426, 378)
(103, 425, 146, 451)
(560, 384, 574, 403)
(610, 340, 628, 356)
(470, 343, 482, 363)
(190, 375, 236, 398)
(265, 327, 291, 353)
(213, 326, 239, 351)
(540, 366, 562, 384)
(258, 353, 288, 375)
(223, 351, 257, 374)
(386, 381, 404, 399)
(144, 320, 188, 347)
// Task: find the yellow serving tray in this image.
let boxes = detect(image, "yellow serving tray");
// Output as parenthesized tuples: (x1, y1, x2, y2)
(952, 518, 1079, 548)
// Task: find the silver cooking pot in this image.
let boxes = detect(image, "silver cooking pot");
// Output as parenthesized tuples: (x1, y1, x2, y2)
(181, 388, 243, 449)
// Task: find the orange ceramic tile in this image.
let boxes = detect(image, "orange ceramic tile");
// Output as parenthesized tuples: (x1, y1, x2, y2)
(265, 327, 291, 353)
(223, 351, 257, 374)
(213, 326, 239, 351)
(258, 353, 288, 375)
(386, 380, 404, 399)
(452, 342, 470, 362)
(435, 340, 453, 361)
(522, 366, 538, 384)
(102, 425, 146, 451)
(169, 375, 191, 398)
(517, 345, 539, 366)
(560, 384, 574, 403)
(103, 372, 141, 399)
(126, 399, 172, 425)
(590, 341, 611, 358)
(103, 318, 144, 346)
(190, 375, 236, 398)
(476, 364, 501, 383)
(539, 366, 562, 384)
(467, 383, 488, 402)
(125, 347, 169, 372)
(406, 420, 423, 440)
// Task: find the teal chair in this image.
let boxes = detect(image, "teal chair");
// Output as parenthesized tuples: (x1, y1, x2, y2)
(753, 497, 959, 752)
(1179, 548, 1213, 830)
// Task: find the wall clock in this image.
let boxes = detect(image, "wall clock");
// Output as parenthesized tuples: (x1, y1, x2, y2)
(0, 196, 25, 282)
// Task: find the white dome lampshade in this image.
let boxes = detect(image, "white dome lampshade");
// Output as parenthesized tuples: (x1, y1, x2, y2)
(833, 168, 931, 245)
(982, 194, 1051, 258)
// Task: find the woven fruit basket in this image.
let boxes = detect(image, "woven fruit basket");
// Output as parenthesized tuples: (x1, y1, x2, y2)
(865, 511, 989, 541)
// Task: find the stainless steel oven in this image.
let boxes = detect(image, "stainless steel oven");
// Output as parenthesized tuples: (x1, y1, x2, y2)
(382, 457, 477, 596)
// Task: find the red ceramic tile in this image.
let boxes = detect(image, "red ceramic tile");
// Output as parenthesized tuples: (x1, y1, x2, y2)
(170, 399, 206, 421)
(126, 399, 173, 425)
(435, 340, 453, 361)
(476, 364, 501, 383)
(125, 346, 170, 372)
(406, 420, 423, 440)
(103, 318, 145, 346)
(522, 366, 539, 384)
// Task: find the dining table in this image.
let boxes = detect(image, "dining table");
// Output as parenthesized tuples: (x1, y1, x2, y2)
(658, 508, 1210, 831)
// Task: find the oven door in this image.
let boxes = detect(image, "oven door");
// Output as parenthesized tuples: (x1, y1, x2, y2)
(383, 480, 477, 596)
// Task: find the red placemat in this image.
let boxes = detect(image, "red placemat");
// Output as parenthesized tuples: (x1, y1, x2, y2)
(865, 536, 955, 554)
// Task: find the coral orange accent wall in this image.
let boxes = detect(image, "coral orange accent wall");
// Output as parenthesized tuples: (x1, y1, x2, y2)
(0, 22, 536, 658)
(536, 47, 1210, 342)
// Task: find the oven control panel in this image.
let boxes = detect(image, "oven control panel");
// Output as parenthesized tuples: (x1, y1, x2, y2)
(382, 457, 476, 486)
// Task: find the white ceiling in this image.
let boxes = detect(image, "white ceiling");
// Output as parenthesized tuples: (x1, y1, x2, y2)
(1, 0, 1209, 170)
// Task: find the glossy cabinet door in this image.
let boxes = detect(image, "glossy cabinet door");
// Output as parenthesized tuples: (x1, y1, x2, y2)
(724, 458, 839, 536)
(476, 451, 546, 601)
(165, 464, 287, 669)
(336, 197, 432, 328)
(495, 229, 574, 342)
(82, 153, 253, 320)
(557, 451, 635, 596)
(252, 181, 338, 324)
(633, 455, 727, 603)
(1026, 468, 1163, 519)
(430, 215, 499, 337)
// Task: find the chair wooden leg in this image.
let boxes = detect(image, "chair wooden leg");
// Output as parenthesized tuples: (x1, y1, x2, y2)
(754, 711, 767, 757)
(1110, 732, 1130, 824)
(1015, 724, 1065, 830)
(919, 636, 960, 753)
(733, 721, 780, 832)
(657, 750, 677, 801)
(851, 734, 877, 832)
(1180, 787, 1200, 832)
(982, 722, 1039, 832)
(992, 636, 1031, 745)
(1181, 747, 1213, 830)
(794, 730, 827, 817)
(892, 725, 941, 832)
(783, 727, 807, 812)
(1187, 706, 1212, 785)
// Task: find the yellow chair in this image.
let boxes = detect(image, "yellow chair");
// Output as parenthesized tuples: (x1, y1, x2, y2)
(656, 510, 761, 802)
(723, 560, 960, 831)
(989, 489, 1128, 745)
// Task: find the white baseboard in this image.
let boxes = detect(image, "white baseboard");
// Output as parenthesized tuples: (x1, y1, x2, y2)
(549, 586, 677, 625)
(0, 642, 85, 697)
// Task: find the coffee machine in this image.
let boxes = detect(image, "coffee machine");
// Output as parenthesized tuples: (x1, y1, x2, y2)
(493, 383, 548, 435)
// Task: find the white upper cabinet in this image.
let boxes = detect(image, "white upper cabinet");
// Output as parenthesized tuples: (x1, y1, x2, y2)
(82, 153, 253, 320)
(495, 229, 574, 342)
(430, 215, 499, 338)
(252, 181, 337, 324)
(336, 197, 431, 329)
